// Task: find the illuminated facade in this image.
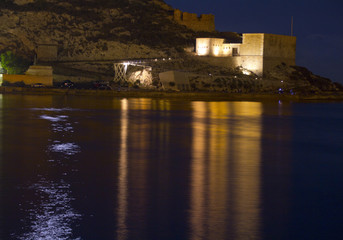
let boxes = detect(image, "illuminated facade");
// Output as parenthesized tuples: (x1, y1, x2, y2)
(196, 38, 241, 57)
(196, 33, 296, 76)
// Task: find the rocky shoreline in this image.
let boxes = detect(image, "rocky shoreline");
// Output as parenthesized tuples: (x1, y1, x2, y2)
(1, 86, 342, 102)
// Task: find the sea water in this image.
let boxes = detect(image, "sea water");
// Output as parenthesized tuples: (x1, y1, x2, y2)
(0, 94, 342, 240)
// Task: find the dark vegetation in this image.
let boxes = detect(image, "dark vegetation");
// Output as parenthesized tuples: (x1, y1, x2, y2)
(0, 51, 31, 74)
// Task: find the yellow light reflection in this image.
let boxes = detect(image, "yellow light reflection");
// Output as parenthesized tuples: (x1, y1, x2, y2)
(0, 94, 2, 222)
(190, 102, 207, 240)
(231, 102, 262, 239)
(127, 98, 152, 110)
(191, 101, 262, 239)
(117, 98, 129, 240)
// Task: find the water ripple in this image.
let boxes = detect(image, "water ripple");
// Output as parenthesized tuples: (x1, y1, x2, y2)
(40, 115, 69, 122)
(49, 142, 80, 155)
(17, 180, 81, 240)
(31, 108, 77, 112)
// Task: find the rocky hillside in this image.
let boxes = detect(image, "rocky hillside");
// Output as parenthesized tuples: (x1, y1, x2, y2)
(1, 0, 341, 94)
(0, 0, 197, 61)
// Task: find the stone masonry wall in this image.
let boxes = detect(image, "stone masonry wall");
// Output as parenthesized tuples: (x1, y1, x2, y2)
(173, 9, 215, 32)
(240, 34, 296, 76)
(3, 74, 53, 86)
(262, 34, 296, 73)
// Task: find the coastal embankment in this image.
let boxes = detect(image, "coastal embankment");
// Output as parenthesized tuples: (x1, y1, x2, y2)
(1, 86, 342, 101)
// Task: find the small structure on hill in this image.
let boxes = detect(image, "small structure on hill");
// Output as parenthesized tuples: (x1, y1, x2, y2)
(114, 62, 153, 88)
(159, 71, 190, 91)
(3, 66, 53, 86)
(14, 0, 34, 5)
(36, 44, 58, 62)
(173, 9, 215, 32)
(195, 33, 296, 76)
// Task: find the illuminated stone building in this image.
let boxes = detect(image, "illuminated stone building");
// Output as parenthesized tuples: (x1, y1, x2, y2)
(171, 7, 296, 76)
(196, 34, 296, 76)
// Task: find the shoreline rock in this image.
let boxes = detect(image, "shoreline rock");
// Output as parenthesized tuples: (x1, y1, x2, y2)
(1, 86, 342, 102)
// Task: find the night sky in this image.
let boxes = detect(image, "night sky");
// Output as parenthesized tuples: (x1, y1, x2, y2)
(165, 0, 343, 84)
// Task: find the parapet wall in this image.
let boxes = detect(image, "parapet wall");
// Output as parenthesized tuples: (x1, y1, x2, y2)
(3, 74, 53, 86)
(173, 9, 215, 32)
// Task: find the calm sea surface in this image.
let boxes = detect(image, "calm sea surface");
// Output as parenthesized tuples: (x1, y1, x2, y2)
(0, 94, 342, 240)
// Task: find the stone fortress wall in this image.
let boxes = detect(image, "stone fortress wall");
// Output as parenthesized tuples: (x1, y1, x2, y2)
(173, 9, 215, 32)
(196, 34, 297, 76)
(240, 34, 296, 75)
(170, 5, 296, 76)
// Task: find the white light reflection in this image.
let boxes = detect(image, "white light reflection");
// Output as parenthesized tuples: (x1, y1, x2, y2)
(39, 112, 75, 133)
(117, 98, 129, 240)
(40, 115, 68, 122)
(31, 108, 76, 112)
(49, 141, 80, 156)
(51, 123, 74, 133)
(15, 106, 81, 240)
(19, 180, 81, 240)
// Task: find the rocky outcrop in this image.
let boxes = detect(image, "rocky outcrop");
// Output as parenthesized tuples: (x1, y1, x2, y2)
(0, 0, 192, 61)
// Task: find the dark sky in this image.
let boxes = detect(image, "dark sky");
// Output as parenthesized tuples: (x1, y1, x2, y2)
(165, 0, 343, 83)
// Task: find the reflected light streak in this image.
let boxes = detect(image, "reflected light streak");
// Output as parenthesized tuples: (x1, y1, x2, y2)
(128, 98, 151, 110)
(49, 141, 80, 156)
(208, 102, 230, 239)
(18, 180, 81, 240)
(190, 102, 262, 240)
(117, 99, 129, 240)
(0, 94, 2, 234)
(231, 102, 262, 239)
(190, 102, 207, 240)
(40, 115, 68, 122)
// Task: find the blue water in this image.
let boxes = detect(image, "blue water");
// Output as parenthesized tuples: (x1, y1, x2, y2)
(0, 95, 342, 240)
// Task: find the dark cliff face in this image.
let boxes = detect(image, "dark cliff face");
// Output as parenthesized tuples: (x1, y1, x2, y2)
(0, 0, 195, 60)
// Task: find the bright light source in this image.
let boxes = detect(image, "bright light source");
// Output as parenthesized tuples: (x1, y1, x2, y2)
(242, 69, 251, 75)
(213, 47, 220, 56)
(222, 47, 230, 56)
(197, 46, 208, 56)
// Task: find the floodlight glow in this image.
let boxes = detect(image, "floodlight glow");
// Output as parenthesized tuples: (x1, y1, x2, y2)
(213, 47, 220, 56)
(242, 69, 251, 75)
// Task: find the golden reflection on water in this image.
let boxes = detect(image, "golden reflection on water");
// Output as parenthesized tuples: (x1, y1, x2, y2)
(117, 99, 129, 240)
(191, 101, 262, 240)
(0, 94, 2, 154)
(0, 94, 2, 229)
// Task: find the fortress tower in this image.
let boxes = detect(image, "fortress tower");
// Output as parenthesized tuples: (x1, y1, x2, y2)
(195, 34, 296, 76)
(173, 9, 215, 32)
